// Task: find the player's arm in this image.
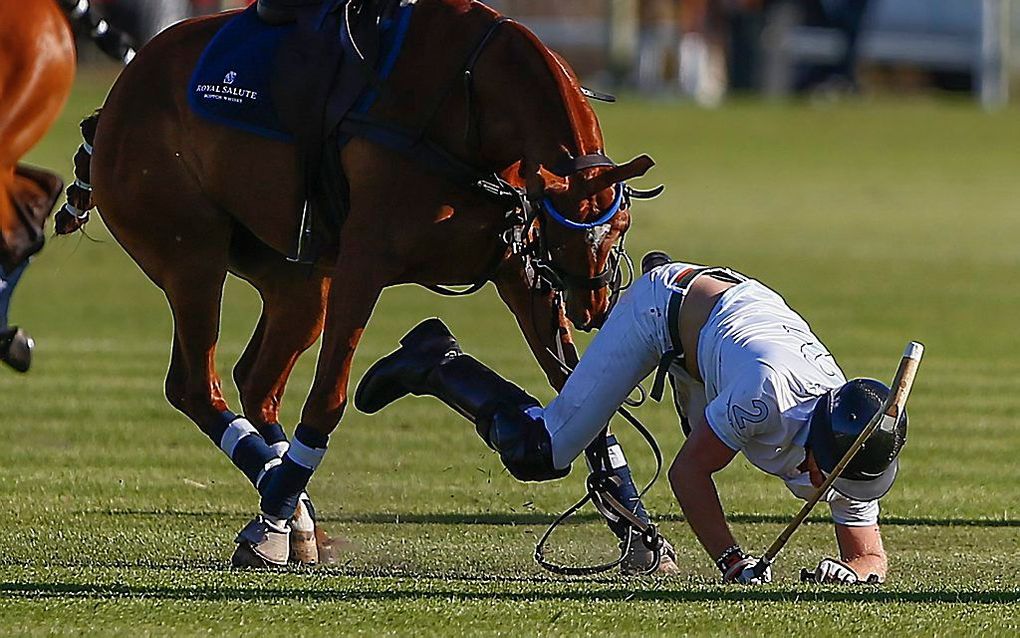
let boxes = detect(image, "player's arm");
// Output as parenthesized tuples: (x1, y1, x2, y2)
(838, 523, 887, 580)
(813, 523, 887, 583)
(669, 413, 755, 580)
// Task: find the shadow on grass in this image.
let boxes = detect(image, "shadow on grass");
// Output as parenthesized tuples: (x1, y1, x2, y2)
(1, 581, 1018, 605)
(89, 508, 1020, 528)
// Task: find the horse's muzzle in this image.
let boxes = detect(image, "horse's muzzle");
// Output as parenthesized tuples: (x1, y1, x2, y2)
(566, 294, 610, 332)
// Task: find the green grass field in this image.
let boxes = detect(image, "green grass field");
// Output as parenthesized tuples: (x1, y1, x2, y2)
(1, 67, 1019, 635)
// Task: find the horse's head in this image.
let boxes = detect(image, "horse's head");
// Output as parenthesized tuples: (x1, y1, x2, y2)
(524, 154, 658, 331)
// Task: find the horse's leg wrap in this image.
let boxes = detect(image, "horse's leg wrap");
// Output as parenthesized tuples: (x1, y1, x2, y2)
(584, 434, 650, 540)
(260, 422, 290, 458)
(209, 412, 283, 490)
(211, 415, 329, 566)
(0, 261, 28, 330)
(259, 424, 327, 521)
(0, 262, 33, 373)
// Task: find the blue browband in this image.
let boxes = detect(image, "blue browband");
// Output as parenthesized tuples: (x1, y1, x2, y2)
(541, 183, 625, 230)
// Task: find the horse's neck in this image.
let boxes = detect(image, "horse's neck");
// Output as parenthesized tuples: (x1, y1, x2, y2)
(476, 17, 605, 177)
(388, 1, 603, 178)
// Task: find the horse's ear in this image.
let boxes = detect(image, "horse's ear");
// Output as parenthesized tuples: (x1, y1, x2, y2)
(582, 154, 656, 197)
(524, 163, 569, 199)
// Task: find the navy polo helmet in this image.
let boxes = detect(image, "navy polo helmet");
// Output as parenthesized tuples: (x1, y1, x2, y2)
(808, 378, 908, 501)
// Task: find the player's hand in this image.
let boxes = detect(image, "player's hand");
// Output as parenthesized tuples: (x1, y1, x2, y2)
(813, 557, 858, 584)
(723, 557, 772, 585)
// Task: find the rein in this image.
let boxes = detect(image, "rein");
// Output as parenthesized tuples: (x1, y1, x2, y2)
(343, 14, 668, 575)
(341, 12, 659, 301)
(534, 406, 666, 576)
(529, 328, 667, 577)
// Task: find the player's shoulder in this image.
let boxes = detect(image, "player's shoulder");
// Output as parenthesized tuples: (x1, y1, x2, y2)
(647, 260, 707, 282)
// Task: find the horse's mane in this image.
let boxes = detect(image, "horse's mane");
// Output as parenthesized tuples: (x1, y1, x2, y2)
(499, 19, 604, 157)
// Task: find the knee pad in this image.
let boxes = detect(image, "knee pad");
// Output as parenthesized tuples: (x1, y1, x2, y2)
(486, 404, 570, 482)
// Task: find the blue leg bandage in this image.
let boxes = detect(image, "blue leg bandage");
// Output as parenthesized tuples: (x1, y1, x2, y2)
(0, 261, 29, 330)
(261, 422, 290, 457)
(259, 424, 327, 520)
(209, 412, 281, 489)
(585, 434, 650, 541)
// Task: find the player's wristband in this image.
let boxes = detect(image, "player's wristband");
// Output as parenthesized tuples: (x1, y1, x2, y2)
(715, 545, 749, 575)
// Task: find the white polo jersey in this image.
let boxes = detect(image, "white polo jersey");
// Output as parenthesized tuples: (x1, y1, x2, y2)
(541, 262, 880, 526)
(669, 277, 880, 526)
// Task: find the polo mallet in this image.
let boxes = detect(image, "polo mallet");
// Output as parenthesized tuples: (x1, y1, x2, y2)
(752, 341, 924, 579)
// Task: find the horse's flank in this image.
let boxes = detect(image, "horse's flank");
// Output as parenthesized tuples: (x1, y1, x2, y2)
(0, 0, 75, 269)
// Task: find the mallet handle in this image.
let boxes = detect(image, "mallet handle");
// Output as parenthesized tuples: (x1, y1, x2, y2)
(757, 342, 924, 570)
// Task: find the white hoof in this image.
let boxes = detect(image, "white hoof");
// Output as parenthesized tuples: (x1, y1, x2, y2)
(232, 515, 290, 568)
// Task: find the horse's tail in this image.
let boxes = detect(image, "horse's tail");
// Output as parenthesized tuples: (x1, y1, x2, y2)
(58, 0, 136, 64)
(55, 111, 101, 236)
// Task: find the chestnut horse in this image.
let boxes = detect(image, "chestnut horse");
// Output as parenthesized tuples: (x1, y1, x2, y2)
(58, 0, 668, 568)
(0, 0, 74, 372)
(0, 0, 135, 372)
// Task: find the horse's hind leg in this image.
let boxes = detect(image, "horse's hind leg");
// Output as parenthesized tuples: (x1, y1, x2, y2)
(98, 177, 292, 564)
(233, 231, 391, 563)
(229, 245, 335, 563)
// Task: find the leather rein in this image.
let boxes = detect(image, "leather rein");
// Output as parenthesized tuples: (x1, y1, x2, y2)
(338, 14, 662, 301)
(340, 11, 668, 575)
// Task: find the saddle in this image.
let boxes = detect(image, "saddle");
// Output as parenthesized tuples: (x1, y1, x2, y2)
(190, 0, 413, 262)
(276, 0, 411, 262)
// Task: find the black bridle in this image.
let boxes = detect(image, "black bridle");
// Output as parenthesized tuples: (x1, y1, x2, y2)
(340, 14, 662, 305)
(339, 14, 668, 574)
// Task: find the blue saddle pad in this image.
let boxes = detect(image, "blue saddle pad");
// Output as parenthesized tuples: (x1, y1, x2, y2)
(189, 2, 414, 143)
(190, 5, 296, 142)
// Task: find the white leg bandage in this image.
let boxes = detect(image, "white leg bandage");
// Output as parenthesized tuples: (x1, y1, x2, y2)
(286, 438, 326, 470)
(220, 417, 258, 458)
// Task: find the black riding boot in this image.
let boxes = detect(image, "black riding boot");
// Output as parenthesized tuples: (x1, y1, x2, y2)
(355, 318, 568, 482)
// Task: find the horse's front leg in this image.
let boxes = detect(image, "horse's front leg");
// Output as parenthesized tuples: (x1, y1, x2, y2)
(0, 259, 32, 372)
(493, 259, 679, 575)
(493, 256, 579, 390)
(232, 235, 388, 567)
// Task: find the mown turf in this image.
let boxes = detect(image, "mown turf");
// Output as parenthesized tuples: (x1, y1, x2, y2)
(1, 65, 1019, 635)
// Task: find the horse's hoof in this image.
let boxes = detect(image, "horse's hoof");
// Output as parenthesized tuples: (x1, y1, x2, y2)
(289, 497, 317, 566)
(620, 534, 680, 576)
(232, 516, 289, 568)
(289, 528, 318, 565)
(314, 525, 341, 565)
(0, 328, 33, 373)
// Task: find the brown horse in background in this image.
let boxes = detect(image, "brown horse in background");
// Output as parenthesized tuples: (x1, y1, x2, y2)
(58, 0, 671, 570)
(0, 0, 75, 372)
(0, 0, 135, 373)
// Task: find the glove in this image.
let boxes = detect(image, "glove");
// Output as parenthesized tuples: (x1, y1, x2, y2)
(813, 557, 859, 584)
(717, 546, 772, 584)
(724, 557, 772, 584)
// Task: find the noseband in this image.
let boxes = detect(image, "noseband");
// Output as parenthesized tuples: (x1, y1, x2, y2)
(512, 152, 662, 305)
(525, 156, 630, 298)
